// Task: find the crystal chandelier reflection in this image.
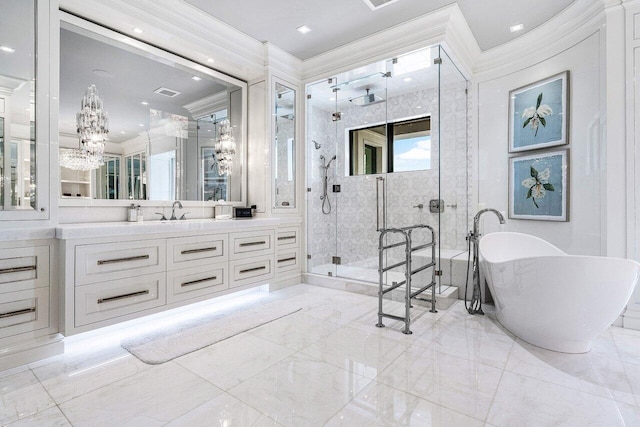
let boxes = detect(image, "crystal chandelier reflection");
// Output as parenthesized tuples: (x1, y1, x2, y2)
(214, 118, 235, 176)
(59, 85, 109, 171)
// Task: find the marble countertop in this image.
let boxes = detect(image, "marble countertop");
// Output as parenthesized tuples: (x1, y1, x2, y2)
(55, 217, 302, 240)
(0, 227, 56, 242)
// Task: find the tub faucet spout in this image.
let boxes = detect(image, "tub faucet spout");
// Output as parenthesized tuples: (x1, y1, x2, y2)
(472, 208, 505, 240)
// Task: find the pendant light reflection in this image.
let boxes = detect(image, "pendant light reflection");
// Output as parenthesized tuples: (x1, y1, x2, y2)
(60, 85, 109, 171)
(214, 118, 235, 176)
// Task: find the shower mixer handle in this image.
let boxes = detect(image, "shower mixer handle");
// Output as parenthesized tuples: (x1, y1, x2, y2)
(413, 204, 424, 209)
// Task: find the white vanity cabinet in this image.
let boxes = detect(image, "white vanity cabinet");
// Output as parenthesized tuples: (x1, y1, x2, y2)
(59, 219, 300, 335)
(0, 238, 62, 371)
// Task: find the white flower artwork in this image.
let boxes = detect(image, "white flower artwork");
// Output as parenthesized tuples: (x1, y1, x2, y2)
(521, 93, 553, 137)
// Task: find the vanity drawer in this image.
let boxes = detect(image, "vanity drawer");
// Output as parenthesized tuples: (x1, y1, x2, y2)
(230, 256, 274, 288)
(230, 230, 274, 260)
(276, 250, 300, 274)
(75, 240, 165, 286)
(0, 287, 50, 339)
(276, 228, 299, 249)
(75, 272, 166, 327)
(0, 246, 49, 294)
(167, 234, 227, 269)
(167, 262, 228, 304)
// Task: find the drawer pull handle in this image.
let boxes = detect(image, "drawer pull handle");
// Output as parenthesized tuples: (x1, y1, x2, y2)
(239, 241, 266, 247)
(97, 289, 150, 304)
(181, 276, 218, 287)
(0, 265, 36, 275)
(277, 236, 296, 241)
(97, 255, 150, 265)
(239, 266, 267, 274)
(181, 247, 217, 255)
(278, 257, 297, 263)
(0, 307, 36, 319)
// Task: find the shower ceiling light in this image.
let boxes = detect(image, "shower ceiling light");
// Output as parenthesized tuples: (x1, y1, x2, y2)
(296, 25, 312, 34)
(393, 49, 431, 76)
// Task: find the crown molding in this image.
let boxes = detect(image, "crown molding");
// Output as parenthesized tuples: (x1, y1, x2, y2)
(264, 43, 303, 85)
(473, 0, 606, 78)
(301, 4, 477, 83)
(182, 92, 228, 119)
(59, 0, 265, 81)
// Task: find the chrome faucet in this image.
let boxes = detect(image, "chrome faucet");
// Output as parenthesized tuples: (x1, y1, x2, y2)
(170, 201, 183, 220)
(471, 208, 505, 241)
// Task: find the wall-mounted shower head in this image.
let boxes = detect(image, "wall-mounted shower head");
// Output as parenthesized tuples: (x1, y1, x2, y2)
(313, 140, 321, 149)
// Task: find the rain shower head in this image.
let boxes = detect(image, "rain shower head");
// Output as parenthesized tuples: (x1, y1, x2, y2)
(313, 140, 321, 149)
(349, 88, 385, 107)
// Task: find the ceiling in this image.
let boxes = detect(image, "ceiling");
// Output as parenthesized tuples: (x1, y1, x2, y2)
(184, 0, 576, 60)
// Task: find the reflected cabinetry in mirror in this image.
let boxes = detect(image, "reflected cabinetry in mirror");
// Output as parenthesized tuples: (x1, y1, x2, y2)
(273, 80, 296, 209)
(58, 14, 247, 204)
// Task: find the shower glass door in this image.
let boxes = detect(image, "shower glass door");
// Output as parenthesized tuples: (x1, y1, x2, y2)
(306, 44, 469, 295)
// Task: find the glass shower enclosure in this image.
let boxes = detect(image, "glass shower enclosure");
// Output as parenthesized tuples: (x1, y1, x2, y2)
(306, 45, 469, 295)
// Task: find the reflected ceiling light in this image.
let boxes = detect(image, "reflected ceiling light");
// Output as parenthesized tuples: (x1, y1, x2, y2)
(0, 45, 15, 53)
(192, 76, 202, 81)
(141, 101, 149, 105)
(120, 131, 126, 134)
(60, 85, 108, 171)
(133, 27, 144, 34)
(138, 123, 144, 127)
(510, 23, 524, 33)
(403, 77, 413, 82)
(329, 97, 335, 101)
(213, 118, 236, 176)
(296, 25, 312, 34)
(207, 58, 214, 63)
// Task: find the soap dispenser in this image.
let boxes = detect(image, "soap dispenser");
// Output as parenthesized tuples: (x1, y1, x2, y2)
(128, 204, 137, 222)
(136, 205, 143, 222)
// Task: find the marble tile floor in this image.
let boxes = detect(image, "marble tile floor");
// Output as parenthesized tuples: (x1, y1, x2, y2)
(2, 284, 640, 426)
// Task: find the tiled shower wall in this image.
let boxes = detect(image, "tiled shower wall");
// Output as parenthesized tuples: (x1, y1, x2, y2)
(308, 81, 469, 270)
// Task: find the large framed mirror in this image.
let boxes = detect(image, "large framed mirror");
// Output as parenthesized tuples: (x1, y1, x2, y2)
(58, 13, 247, 206)
(273, 79, 296, 209)
(0, 0, 51, 220)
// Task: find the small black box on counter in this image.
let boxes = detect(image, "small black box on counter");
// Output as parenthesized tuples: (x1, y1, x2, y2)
(234, 207, 252, 218)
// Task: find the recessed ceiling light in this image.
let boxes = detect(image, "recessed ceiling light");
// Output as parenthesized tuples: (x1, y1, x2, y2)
(207, 58, 214, 63)
(138, 123, 144, 127)
(192, 76, 202, 81)
(510, 24, 524, 33)
(296, 25, 312, 34)
(0, 45, 16, 53)
(121, 131, 126, 134)
(133, 27, 144, 34)
(141, 101, 148, 105)
(403, 77, 412, 82)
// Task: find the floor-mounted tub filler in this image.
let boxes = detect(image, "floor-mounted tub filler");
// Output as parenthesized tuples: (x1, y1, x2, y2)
(479, 232, 640, 353)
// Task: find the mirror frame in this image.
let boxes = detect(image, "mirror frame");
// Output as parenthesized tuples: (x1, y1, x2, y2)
(0, 0, 52, 221)
(58, 11, 248, 208)
(271, 75, 300, 214)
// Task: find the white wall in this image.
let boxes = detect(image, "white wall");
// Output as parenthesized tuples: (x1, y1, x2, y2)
(476, 32, 604, 256)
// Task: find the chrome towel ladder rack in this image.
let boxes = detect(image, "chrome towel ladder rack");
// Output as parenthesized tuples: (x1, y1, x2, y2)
(377, 224, 437, 335)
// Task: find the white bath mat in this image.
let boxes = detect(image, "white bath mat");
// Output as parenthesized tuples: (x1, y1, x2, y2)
(121, 301, 301, 364)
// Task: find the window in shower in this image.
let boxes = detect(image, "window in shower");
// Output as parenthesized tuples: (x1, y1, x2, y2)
(347, 115, 430, 175)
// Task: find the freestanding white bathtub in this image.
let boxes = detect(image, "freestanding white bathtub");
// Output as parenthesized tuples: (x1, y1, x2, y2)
(479, 232, 640, 353)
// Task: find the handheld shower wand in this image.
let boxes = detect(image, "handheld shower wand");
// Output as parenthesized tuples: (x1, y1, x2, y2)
(320, 155, 337, 214)
(465, 209, 505, 315)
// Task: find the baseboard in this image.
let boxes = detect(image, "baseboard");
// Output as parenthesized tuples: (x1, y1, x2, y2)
(0, 333, 64, 372)
(268, 274, 302, 292)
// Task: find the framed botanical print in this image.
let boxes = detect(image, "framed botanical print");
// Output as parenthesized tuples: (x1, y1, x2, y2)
(509, 149, 569, 221)
(509, 71, 569, 153)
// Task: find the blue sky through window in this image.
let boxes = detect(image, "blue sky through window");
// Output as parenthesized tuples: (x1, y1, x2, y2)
(393, 135, 431, 172)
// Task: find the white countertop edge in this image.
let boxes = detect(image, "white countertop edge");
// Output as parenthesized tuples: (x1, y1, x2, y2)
(55, 217, 303, 240)
(0, 227, 57, 242)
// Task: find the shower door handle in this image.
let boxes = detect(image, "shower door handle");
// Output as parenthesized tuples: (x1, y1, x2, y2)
(376, 177, 386, 231)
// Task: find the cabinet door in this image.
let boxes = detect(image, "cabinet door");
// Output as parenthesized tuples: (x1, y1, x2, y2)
(0, 288, 50, 339)
(230, 230, 274, 260)
(75, 239, 165, 285)
(167, 234, 227, 270)
(167, 262, 228, 304)
(230, 256, 274, 288)
(75, 272, 166, 327)
(0, 246, 49, 293)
